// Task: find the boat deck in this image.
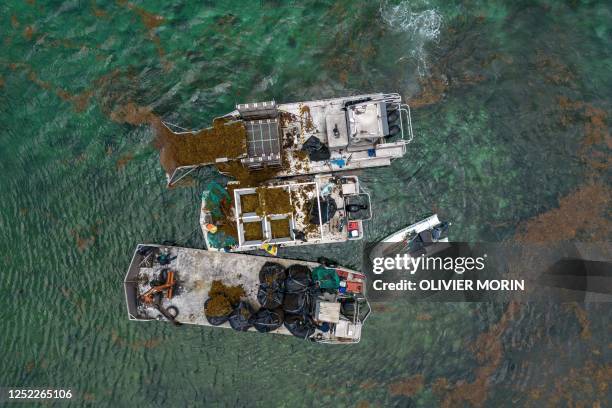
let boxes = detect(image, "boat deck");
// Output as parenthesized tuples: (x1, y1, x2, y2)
(368, 214, 450, 261)
(276, 95, 408, 176)
(164, 93, 412, 186)
(200, 175, 368, 252)
(127, 245, 321, 334)
(124, 245, 370, 343)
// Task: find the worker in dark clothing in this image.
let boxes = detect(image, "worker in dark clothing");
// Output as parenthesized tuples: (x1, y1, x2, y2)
(157, 248, 177, 265)
(293, 229, 307, 242)
(346, 203, 368, 213)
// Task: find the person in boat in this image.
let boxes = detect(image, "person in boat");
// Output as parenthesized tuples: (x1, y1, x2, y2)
(157, 248, 177, 265)
(431, 221, 450, 241)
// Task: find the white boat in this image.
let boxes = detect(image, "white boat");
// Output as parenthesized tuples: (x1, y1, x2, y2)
(124, 244, 371, 344)
(199, 174, 372, 252)
(161, 93, 413, 186)
(368, 214, 450, 261)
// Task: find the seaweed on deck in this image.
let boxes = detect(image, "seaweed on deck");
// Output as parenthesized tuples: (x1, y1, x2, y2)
(240, 193, 260, 213)
(290, 184, 321, 237)
(215, 161, 283, 187)
(209, 280, 245, 305)
(255, 187, 292, 216)
(290, 184, 315, 206)
(205, 280, 246, 317)
(270, 218, 291, 239)
(215, 190, 239, 240)
(205, 295, 231, 317)
(243, 221, 264, 241)
(284, 149, 311, 173)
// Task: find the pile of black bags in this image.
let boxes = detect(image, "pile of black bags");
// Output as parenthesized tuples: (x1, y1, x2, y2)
(252, 308, 284, 333)
(251, 262, 287, 332)
(281, 264, 316, 338)
(301, 135, 331, 161)
(228, 301, 254, 332)
(257, 262, 286, 309)
(220, 262, 318, 338)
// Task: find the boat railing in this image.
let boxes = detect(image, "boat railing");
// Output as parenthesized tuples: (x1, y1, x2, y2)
(318, 296, 370, 344)
(124, 246, 147, 320)
(167, 165, 200, 187)
(400, 103, 414, 144)
(379, 94, 414, 152)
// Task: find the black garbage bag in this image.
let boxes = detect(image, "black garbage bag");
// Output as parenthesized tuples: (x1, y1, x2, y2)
(302, 135, 323, 152)
(284, 314, 316, 339)
(204, 297, 231, 326)
(309, 145, 330, 161)
(309, 196, 337, 225)
(285, 264, 312, 293)
(252, 308, 284, 333)
(282, 292, 310, 315)
(257, 280, 284, 309)
(259, 262, 287, 284)
(301, 136, 331, 161)
(229, 301, 254, 332)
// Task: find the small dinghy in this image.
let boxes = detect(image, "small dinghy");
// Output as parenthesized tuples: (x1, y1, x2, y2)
(368, 214, 450, 261)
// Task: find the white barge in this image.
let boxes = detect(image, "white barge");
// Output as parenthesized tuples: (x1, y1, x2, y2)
(124, 244, 371, 344)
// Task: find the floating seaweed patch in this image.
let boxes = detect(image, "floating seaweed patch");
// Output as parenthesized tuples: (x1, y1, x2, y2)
(156, 119, 247, 172)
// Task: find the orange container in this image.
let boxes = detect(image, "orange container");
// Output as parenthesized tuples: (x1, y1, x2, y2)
(346, 281, 363, 293)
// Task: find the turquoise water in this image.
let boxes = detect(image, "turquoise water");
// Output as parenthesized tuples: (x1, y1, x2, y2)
(1, 1, 610, 406)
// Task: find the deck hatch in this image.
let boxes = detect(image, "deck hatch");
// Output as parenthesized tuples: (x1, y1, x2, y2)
(243, 118, 282, 167)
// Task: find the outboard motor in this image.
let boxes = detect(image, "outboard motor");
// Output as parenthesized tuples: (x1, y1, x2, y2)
(385, 104, 400, 138)
(387, 110, 399, 123)
(432, 221, 450, 241)
(346, 203, 368, 213)
(386, 125, 401, 137)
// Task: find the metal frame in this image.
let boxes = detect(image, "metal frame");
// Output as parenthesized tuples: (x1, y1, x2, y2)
(318, 296, 371, 344)
(245, 119, 280, 157)
(349, 93, 414, 152)
(399, 103, 414, 149)
(167, 165, 199, 187)
(232, 183, 302, 249)
(163, 117, 244, 187)
(356, 179, 373, 221)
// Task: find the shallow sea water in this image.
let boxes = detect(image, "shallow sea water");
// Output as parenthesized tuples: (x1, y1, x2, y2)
(1, 1, 610, 406)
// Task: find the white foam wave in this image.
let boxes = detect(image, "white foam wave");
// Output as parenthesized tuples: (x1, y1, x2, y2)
(380, 0, 443, 76)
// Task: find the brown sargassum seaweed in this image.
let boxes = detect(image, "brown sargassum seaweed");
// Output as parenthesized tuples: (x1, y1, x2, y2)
(205, 280, 246, 317)
(243, 221, 264, 241)
(269, 218, 290, 239)
(255, 186, 292, 216)
(158, 118, 247, 171)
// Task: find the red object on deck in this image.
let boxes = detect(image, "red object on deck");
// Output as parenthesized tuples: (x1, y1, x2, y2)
(336, 269, 366, 280)
(348, 221, 359, 231)
(337, 269, 349, 278)
(346, 281, 363, 293)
